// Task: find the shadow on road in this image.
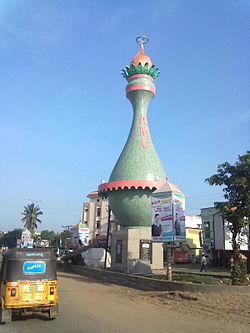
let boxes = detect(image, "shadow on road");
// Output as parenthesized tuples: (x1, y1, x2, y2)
(13, 313, 51, 322)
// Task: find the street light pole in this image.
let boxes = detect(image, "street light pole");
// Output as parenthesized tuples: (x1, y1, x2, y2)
(104, 206, 111, 269)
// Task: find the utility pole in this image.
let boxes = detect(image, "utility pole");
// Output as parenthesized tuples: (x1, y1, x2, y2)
(104, 206, 111, 269)
(164, 243, 173, 281)
(61, 225, 73, 231)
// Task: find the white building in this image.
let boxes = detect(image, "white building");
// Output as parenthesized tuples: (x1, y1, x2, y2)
(201, 207, 249, 266)
(82, 191, 117, 245)
(213, 212, 248, 251)
(185, 215, 202, 229)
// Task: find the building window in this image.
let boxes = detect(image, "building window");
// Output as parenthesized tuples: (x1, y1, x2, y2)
(96, 221, 100, 229)
(116, 240, 122, 263)
(139, 240, 151, 261)
(204, 221, 210, 239)
(96, 207, 101, 217)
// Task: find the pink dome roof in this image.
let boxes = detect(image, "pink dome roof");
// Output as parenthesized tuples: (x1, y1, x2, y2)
(130, 44, 152, 68)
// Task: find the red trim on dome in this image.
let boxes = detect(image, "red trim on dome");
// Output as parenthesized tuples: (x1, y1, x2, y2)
(126, 85, 156, 94)
(98, 180, 167, 193)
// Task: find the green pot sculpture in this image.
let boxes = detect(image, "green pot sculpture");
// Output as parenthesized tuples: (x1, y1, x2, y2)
(99, 37, 167, 228)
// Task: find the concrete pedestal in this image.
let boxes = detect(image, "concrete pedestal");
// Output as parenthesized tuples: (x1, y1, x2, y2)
(111, 228, 163, 273)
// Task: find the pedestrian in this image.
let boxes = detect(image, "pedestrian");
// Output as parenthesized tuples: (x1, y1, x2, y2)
(200, 253, 207, 272)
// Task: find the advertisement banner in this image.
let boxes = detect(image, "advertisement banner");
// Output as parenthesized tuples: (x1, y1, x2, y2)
(23, 262, 46, 274)
(172, 191, 186, 242)
(21, 229, 33, 248)
(79, 227, 89, 246)
(151, 190, 186, 242)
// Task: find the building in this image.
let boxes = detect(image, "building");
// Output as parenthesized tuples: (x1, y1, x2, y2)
(185, 215, 202, 258)
(200, 207, 217, 256)
(173, 215, 202, 263)
(82, 191, 117, 246)
(201, 207, 249, 267)
(185, 215, 202, 229)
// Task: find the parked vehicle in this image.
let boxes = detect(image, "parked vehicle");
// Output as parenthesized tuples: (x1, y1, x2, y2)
(0, 248, 58, 324)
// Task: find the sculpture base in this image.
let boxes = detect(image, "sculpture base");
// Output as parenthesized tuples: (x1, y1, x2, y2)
(111, 228, 163, 273)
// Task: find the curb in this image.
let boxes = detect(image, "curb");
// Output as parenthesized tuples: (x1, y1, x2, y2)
(57, 264, 250, 295)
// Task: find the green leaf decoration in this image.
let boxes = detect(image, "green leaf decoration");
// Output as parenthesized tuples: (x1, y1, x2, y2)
(121, 69, 127, 77)
(126, 65, 131, 76)
(155, 68, 160, 78)
(121, 63, 160, 79)
(130, 63, 136, 74)
(149, 65, 155, 76)
(143, 63, 148, 74)
(137, 63, 142, 74)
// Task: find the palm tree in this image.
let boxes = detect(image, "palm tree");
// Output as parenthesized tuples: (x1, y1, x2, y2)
(21, 203, 43, 233)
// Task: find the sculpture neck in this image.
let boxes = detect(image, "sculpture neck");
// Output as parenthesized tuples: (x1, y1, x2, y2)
(127, 90, 153, 149)
(109, 76, 166, 183)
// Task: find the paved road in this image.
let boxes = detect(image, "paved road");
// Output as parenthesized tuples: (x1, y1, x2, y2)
(1, 272, 248, 333)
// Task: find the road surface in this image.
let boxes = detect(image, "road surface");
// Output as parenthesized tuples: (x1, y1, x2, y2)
(1, 271, 249, 333)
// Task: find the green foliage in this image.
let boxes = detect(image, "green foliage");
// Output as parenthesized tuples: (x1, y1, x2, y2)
(151, 274, 231, 285)
(60, 230, 72, 247)
(231, 260, 247, 285)
(21, 203, 43, 233)
(172, 273, 231, 285)
(205, 151, 250, 284)
(0, 229, 22, 249)
(121, 62, 160, 79)
(37, 230, 62, 248)
(40, 230, 56, 242)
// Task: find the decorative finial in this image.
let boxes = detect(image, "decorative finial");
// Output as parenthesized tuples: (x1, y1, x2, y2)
(121, 36, 160, 80)
(136, 36, 149, 47)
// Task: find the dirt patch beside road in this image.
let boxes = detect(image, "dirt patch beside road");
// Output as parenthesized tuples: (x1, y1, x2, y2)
(56, 271, 249, 333)
(58, 267, 250, 331)
(117, 286, 250, 327)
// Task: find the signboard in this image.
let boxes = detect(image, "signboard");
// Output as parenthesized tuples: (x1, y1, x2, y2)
(151, 190, 186, 242)
(27, 238, 34, 248)
(174, 251, 189, 263)
(21, 229, 33, 248)
(79, 227, 89, 246)
(23, 262, 46, 274)
(172, 191, 186, 242)
(16, 239, 21, 248)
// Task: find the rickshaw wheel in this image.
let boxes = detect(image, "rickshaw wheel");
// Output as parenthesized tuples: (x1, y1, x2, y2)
(48, 305, 58, 320)
(0, 308, 12, 324)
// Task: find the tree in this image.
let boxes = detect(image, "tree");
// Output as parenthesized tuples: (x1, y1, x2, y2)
(39, 230, 61, 247)
(21, 203, 43, 233)
(40, 230, 56, 243)
(0, 229, 22, 249)
(60, 230, 72, 248)
(205, 151, 250, 284)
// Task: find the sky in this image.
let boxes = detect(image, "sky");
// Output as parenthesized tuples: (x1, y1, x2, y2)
(0, 0, 249, 232)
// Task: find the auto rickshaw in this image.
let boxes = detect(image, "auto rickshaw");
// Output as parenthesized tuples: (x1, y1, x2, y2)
(0, 248, 58, 324)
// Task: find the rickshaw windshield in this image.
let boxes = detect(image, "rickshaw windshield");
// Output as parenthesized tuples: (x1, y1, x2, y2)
(1, 248, 57, 282)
